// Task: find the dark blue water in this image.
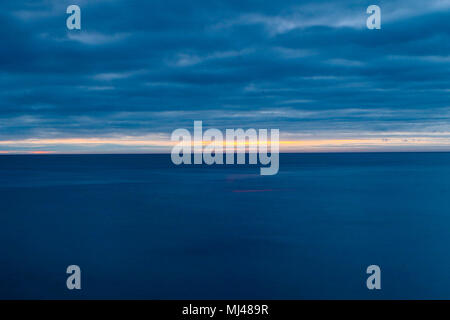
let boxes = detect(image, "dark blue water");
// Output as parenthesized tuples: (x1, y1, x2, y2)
(1, 153, 450, 299)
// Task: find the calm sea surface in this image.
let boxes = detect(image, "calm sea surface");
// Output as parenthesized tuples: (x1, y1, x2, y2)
(0, 153, 449, 299)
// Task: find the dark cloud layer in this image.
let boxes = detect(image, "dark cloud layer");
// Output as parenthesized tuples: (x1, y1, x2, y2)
(1, 0, 450, 149)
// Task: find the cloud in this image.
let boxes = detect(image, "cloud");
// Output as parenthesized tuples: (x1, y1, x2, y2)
(67, 32, 130, 45)
(170, 49, 253, 67)
(92, 70, 144, 81)
(1, 0, 450, 152)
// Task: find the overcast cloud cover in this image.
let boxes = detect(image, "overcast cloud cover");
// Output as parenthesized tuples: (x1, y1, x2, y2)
(1, 0, 450, 152)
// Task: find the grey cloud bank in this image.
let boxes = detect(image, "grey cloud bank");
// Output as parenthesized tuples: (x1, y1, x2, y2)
(1, 0, 450, 152)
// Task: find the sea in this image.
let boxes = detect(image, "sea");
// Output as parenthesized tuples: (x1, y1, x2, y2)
(0, 152, 449, 299)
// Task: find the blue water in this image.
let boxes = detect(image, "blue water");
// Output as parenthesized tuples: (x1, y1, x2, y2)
(0, 153, 450, 299)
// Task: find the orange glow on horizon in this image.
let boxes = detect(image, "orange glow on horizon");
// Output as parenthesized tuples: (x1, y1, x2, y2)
(0, 135, 450, 154)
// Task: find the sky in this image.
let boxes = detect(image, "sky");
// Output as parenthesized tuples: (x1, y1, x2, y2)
(1, 0, 450, 153)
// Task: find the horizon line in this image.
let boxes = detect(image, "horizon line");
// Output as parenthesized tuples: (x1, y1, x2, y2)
(2, 150, 450, 156)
